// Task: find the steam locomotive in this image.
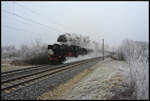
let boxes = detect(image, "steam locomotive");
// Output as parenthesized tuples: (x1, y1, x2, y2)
(48, 44, 88, 64)
(48, 34, 92, 64)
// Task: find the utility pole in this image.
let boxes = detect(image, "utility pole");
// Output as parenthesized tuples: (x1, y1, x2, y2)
(102, 39, 104, 60)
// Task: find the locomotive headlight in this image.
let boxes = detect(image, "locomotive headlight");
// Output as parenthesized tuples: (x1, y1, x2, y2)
(48, 49, 54, 55)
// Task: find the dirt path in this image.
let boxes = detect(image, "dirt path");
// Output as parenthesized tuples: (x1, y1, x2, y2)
(58, 58, 133, 100)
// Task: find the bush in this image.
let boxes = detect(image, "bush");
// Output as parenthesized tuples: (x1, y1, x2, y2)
(119, 39, 149, 99)
(112, 46, 125, 61)
(19, 42, 50, 65)
(2, 40, 50, 65)
(23, 49, 49, 65)
(116, 47, 125, 61)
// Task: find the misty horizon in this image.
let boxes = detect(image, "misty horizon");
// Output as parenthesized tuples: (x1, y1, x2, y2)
(2, 1, 149, 48)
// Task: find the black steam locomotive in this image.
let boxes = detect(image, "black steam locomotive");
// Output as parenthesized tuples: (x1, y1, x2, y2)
(48, 44, 88, 64)
(48, 34, 92, 64)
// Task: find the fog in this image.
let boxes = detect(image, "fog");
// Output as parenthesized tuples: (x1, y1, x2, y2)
(2, 1, 149, 48)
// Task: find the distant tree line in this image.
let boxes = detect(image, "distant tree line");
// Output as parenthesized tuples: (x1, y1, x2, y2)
(2, 40, 49, 65)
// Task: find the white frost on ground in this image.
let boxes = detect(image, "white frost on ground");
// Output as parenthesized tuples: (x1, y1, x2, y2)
(59, 58, 131, 100)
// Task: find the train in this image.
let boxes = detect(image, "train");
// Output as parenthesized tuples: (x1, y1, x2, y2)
(48, 44, 90, 64)
(48, 34, 93, 64)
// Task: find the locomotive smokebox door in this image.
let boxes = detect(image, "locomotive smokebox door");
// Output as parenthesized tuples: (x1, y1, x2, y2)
(48, 45, 53, 49)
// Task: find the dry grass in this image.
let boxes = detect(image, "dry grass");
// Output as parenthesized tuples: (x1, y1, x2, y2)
(103, 71, 135, 100)
(36, 68, 94, 100)
(36, 59, 106, 100)
(1, 64, 33, 72)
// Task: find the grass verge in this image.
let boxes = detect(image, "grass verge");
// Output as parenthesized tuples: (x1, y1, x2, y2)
(36, 68, 95, 100)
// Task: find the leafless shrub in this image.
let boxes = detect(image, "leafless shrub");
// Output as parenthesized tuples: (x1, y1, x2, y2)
(2, 45, 19, 58)
(23, 44, 49, 65)
(112, 45, 125, 61)
(2, 39, 49, 65)
(19, 40, 49, 65)
(118, 39, 149, 99)
(116, 48, 125, 61)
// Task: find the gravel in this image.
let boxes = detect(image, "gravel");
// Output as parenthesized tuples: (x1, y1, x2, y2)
(1, 59, 100, 100)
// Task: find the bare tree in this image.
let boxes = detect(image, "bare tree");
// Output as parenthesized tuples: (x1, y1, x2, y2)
(119, 39, 149, 99)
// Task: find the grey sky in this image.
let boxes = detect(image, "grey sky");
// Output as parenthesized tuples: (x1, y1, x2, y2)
(2, 1, 149, 48)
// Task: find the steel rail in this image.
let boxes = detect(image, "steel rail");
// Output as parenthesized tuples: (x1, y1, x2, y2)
(1, 57, 101, 83)
(1, 64, 49, 76)
(1, 57, 102, 91)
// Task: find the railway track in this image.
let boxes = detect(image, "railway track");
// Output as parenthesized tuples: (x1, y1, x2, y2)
(1, 56, 109, 93)
(1, 64, 50, 76)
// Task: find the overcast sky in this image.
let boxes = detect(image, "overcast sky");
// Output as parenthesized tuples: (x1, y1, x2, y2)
(2, 1, 149, 48)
